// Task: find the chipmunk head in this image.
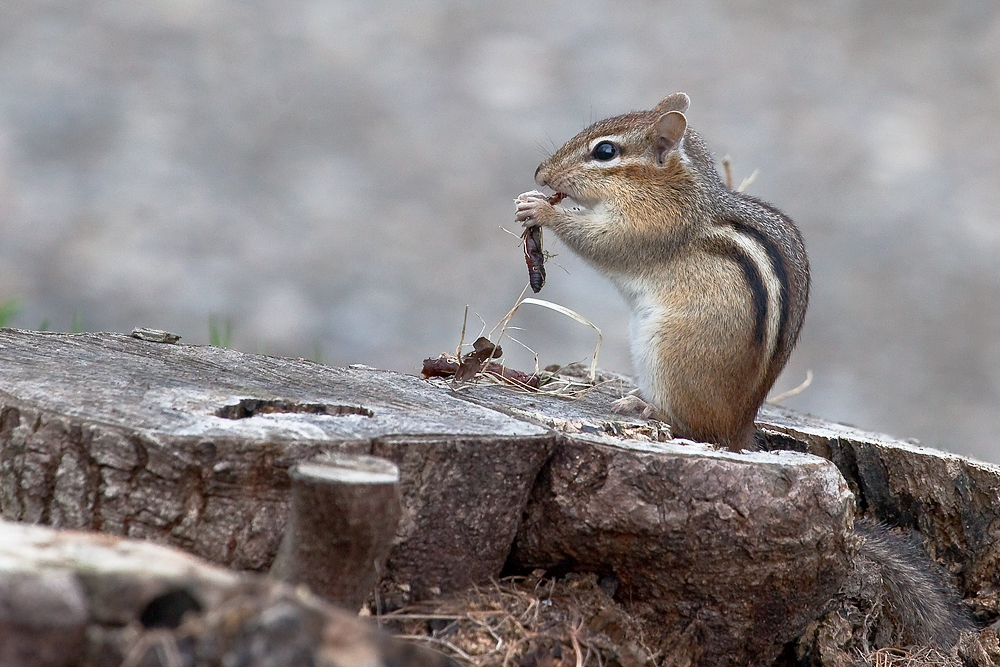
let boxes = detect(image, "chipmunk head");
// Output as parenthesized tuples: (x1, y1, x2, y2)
(534, 92, 693, 207)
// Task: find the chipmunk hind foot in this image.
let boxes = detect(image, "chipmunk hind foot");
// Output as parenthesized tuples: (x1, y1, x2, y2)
(610, 391, 661, 419)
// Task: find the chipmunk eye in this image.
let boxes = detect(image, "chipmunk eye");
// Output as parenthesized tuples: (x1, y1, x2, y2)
(591, 141, 619, 161)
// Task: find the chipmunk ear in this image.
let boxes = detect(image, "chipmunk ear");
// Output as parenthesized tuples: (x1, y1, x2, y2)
(655, 110, 687, 163)
(654, 92, 691, 114)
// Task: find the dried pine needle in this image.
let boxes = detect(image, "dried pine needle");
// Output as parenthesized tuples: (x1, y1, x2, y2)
(433, 289, 604, 397)
(736, 169, 759, 193)
(767, 369, 813, 403)
(720, 155, 758, 194)
(491, 294, 602, 385)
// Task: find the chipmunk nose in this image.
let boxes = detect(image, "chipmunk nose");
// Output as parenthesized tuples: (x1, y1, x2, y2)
(534, 164, 548, 187)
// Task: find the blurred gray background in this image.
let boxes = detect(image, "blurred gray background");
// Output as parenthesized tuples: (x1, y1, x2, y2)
(1, 1, 998, 461)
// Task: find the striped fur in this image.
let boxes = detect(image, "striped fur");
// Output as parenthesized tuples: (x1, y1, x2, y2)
(523, 93, 809, 450)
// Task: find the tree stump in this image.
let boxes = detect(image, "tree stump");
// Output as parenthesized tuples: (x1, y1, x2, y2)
(0, 329, 554, 602)
(3, 330, 1000, 667)
(271, 455, 401, 610)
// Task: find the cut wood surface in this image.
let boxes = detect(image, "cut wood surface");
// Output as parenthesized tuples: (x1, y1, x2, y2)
(0, 329, 545, 440)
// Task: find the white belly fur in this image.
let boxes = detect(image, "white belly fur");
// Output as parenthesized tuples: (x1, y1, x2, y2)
(615, 276, 673, 413)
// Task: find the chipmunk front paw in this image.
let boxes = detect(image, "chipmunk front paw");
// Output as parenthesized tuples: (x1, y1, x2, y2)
(515, 190, 556, 228)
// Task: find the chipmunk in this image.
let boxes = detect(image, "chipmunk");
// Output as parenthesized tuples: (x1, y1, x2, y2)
(515, 95, 977, 653)
(516, 92, 809, 451)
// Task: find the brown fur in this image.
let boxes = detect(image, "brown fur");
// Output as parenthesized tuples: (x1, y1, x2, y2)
(517, 93, 809, 451)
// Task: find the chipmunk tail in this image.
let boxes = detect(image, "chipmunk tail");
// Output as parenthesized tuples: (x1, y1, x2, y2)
(854, 519, 976, 649)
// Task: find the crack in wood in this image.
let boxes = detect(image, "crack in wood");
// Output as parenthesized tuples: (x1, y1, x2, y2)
(215, 399, 374, 420)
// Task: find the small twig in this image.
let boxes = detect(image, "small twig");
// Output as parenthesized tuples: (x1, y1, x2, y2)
(871, 647, 910, 667)
(456, 305, 469, 360)
(517, 597, 539, 625)
(568, 613, 585, 667)
(736, 168, 759, 193)
(502, 635, 538, 667)
(122, 631, 184, 667)
(722, 156, 759, 193)
(767, 369, 813, 403)
(468, 617, 505, 651)
(382, 612, 470, 620)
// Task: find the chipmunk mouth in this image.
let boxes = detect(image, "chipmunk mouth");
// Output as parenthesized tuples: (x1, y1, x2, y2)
(543, 182, 592, 213)
(554, 193, 590, 214)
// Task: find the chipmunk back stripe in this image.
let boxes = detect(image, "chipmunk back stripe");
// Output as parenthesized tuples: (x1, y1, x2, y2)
(724, 219, 791, 368)
(702, 221, 786, 376)
(704, 239, 769, 347)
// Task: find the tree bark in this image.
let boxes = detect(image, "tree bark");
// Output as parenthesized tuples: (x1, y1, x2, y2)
(271, 455, 401, 610)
